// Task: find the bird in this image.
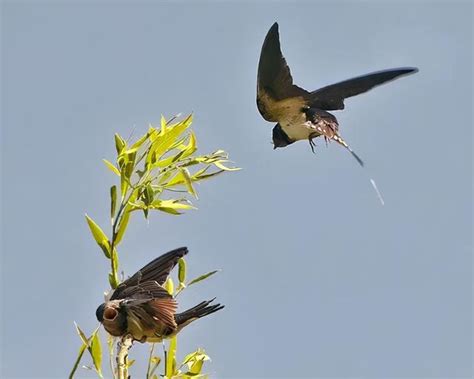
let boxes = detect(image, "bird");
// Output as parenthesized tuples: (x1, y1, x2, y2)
(95, 247, 224, 343)
(256, 22, 418, 165)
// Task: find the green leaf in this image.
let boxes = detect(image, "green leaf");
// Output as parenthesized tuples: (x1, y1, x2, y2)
(156, 207, 182, 215)
(164, 277, 174, 295)
(194, 169, 225, 181)
(103, 159, 121, 176)
(74, 322, 89, 346)
(151, 199, 195, 211)
(90, 330, 103, 377)
(178, 258, 186, 285)
(143, 183, 154, 206)
(148, 356, 161, 378)
(147, 114, 193, 167)
(166, 336, 177, 378)
(180, 168, 197, 198)
(214, 161, 240, 171)
(187, 270, 220, 287)
(160, 115, 168, 134)
(110, 186, 117, 220)
(114, 206, 131, 246)
(109, 272, 119, 289)
(114, 133, 126, 154)
(85, 215, 111, 258)
(69, 342, 88, 379)
(72, 324, 103, 378)
(189, 358, 204, 375)
(130, 130, 149, 150)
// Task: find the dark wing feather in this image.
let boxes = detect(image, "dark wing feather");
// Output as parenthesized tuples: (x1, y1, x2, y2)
(309, 67, 418, 110)
(123, 286, 178, 334)
(114, 280, 172, 301)
(257, 22, 309, 121)
(124, 297, 178, 335)
(111, 247, 188, 300)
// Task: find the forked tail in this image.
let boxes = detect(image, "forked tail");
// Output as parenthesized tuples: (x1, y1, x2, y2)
(332, 133, 385, 205)
(175, 298, 224, 329)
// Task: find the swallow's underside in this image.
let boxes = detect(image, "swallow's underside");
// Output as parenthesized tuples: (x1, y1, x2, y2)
(257, 22, 418, 164)
(96, 247, 224, 342)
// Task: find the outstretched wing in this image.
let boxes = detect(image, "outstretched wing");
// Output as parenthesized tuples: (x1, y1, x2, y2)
(111, 247, 188, 300)
(123, 285, 178, 333)
(309, 67, 418, 110)
(257, 22, 309, 122)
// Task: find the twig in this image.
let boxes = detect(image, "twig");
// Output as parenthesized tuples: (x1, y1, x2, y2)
(117, 335, 133, 379)
(146, 343, 156, 379)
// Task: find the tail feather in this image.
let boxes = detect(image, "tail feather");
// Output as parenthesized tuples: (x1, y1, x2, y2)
(332, 134, 364, 167)
(175, 298, 224, 328)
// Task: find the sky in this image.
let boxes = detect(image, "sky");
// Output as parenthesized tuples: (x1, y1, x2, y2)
(1, 1, 472, 378)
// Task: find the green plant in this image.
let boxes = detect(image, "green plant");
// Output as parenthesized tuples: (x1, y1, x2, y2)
(70, 114, 238, 378)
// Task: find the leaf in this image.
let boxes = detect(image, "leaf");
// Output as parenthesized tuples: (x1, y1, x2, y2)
(72, 324, 103, 378)
(189, 358, 204, 375)
(151, 356, 161, 365)
(130, 130, 149, 150)
(103, 159, 121, 176)
(214, 161, 240, 171)
(127, 359, 136, 368)
(178, 258, 186, 285)
(148, 356, 161, 378)
(143, 183, 154, 206)
(160, 115, 168, 133)
(69, 342, 88, 379)
(90, 330, 103, 377)
(194, 169, 225, 182)
(147, 114, 193, 166)
(110, 186, 117, 220)
(157, 207, 182, 215)
(187, 270, 220, 287)
(85, 215, 111, 258)
(114, 133, 126, 154)
(114, 206, 131, 246)
(180, 168, 197, 198)
(164, 277, 174, 295)
(109, 272, 119, 289)
(151, 199, 195, 211)
(74, 322, 89, 346)
(166, 336, 177, 378)
(182, 349, 210, 367)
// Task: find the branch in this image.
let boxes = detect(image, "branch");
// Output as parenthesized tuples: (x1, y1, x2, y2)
(117, 335, 133, 379)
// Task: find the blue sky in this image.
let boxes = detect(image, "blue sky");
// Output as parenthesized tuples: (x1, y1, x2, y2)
(1, 1, 472, 378)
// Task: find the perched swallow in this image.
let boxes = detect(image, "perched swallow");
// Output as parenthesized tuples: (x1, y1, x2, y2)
(257, 22, 418, 165)
(95, 247, 224, 343)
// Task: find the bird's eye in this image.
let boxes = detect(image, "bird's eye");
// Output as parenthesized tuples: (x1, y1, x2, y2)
(104, 307, 118, 321)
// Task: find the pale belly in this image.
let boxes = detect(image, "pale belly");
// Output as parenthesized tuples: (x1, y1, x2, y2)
(281, 111, 320, 141)
(281, 111, 338, 142)
(282, 122, 316, 140)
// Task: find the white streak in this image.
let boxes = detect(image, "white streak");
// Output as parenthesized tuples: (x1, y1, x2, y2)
(370, 178, 385, 206)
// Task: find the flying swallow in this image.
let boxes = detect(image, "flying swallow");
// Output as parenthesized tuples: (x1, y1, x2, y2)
(257, 22, 418, 165)
(95, 247, 224, 343)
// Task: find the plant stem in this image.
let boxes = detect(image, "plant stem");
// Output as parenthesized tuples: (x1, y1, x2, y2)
(117, 335, 133, 379)
(146, 343, 155, 379)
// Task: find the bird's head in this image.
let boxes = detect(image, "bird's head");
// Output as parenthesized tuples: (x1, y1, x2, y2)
(96, 301, 127, 336)
(272, 124, 294, 149)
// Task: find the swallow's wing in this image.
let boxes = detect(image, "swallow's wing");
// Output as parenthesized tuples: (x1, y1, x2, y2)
(111, 247, 188, 300)
(257, 22, 310, 122)
(122, 282, 178, 331)
(309, 67, 418, 111)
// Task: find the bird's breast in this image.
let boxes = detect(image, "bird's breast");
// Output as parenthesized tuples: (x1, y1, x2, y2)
(281, 113, 316, 141)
